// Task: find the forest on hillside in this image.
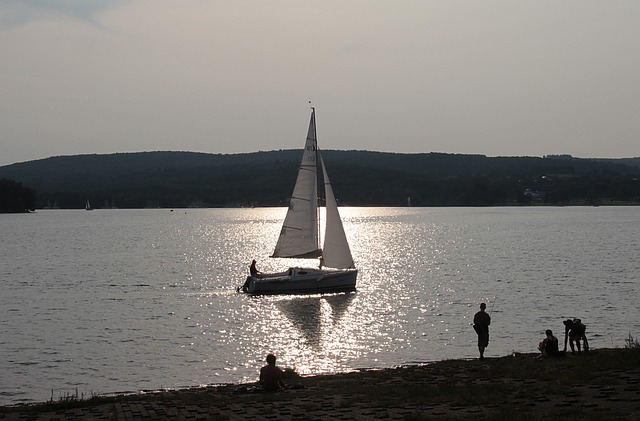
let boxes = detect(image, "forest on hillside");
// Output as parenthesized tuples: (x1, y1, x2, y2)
(0, 151, 639, 209)
(0, 179, 37, 212)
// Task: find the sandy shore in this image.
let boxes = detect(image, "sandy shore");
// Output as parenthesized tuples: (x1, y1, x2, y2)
(1, 348, 639, 420)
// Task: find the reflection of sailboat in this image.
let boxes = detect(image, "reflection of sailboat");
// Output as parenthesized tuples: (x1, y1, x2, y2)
(240, 108, 357, 295)
(323, 293, 354, 325)
(85, 199, 93, 211)
(276, 298, 323, 347)
(275, 294, 354, 347)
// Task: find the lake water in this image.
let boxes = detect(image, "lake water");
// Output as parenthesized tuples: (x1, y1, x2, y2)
(1, 207, 639, 405)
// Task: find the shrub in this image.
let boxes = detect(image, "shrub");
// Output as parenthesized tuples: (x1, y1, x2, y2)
(624, 333, 640, 349)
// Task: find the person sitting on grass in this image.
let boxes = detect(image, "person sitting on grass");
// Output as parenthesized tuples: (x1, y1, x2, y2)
(538, 329, 560, 357)
(259, 354, 286, 392)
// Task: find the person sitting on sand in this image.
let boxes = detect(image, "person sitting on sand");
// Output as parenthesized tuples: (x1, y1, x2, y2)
(259, 354, 286, 392)
(538, 329, 559, 357)
(563, 319, 589, 354)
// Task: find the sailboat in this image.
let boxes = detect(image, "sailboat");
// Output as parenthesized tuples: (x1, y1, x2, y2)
(239, 108, 357, 295)
(85, 199, 93, 211)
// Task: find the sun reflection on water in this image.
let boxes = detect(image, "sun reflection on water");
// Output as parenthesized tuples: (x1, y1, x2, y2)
(223, 207, 458, 378)
(173, 207, 513, 383)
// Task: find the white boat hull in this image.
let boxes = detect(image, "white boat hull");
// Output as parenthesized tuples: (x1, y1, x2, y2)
(240, 267, 357, 295)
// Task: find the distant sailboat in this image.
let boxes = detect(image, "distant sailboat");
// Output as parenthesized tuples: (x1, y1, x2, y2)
(85, 199, 93, 211)
(239, 108, 357, 295)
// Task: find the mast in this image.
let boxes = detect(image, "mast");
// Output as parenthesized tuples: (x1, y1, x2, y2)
(312, 107, 322, 254)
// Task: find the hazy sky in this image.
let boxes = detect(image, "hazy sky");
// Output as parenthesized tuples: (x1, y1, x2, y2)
(1, 1, 639, 166)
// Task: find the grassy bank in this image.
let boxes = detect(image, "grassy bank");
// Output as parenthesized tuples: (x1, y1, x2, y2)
(1, 348, 639, 420)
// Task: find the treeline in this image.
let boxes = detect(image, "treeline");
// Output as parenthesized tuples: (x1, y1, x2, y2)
(0, 151, 638, 209)
(0, 178, 37, 212)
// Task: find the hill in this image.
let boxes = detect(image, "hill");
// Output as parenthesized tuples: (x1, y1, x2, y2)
(0, 151, 639, 208)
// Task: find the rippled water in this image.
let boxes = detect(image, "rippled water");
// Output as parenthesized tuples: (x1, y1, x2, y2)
(1, 207, 638, 404)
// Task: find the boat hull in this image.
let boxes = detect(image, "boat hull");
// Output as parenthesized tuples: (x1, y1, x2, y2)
(240, 267, 357, 295)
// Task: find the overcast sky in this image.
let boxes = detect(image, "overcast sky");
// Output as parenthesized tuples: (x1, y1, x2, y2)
(1, 1, 639, 166)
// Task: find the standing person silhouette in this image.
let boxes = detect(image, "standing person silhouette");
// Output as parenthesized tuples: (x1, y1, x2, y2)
(563, 318, 589, 354)
(473, 303, 491, 359)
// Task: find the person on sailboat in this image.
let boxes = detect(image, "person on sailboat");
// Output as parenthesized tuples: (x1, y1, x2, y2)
(237, 260, 260, 292)
(259, 354, 286, 392)
(249, 260, 261, 277)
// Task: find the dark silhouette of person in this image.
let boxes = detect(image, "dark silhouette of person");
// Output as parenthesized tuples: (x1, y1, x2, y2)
(563, 319, 589, 354)
(249, 260, 261, 277)
(259, 354, 285, 392)
(538, 329, 560, 357)
(473, 303, 491, 359)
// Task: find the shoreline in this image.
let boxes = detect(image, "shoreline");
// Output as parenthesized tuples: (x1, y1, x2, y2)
(1, 348, 639, 420)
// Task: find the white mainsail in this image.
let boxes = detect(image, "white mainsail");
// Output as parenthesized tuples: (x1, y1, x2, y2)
(320, 156, 355, 269)
(272, 109, 321, 258)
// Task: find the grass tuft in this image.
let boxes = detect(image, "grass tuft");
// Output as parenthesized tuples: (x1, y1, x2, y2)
(624, 332, 640, 349)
